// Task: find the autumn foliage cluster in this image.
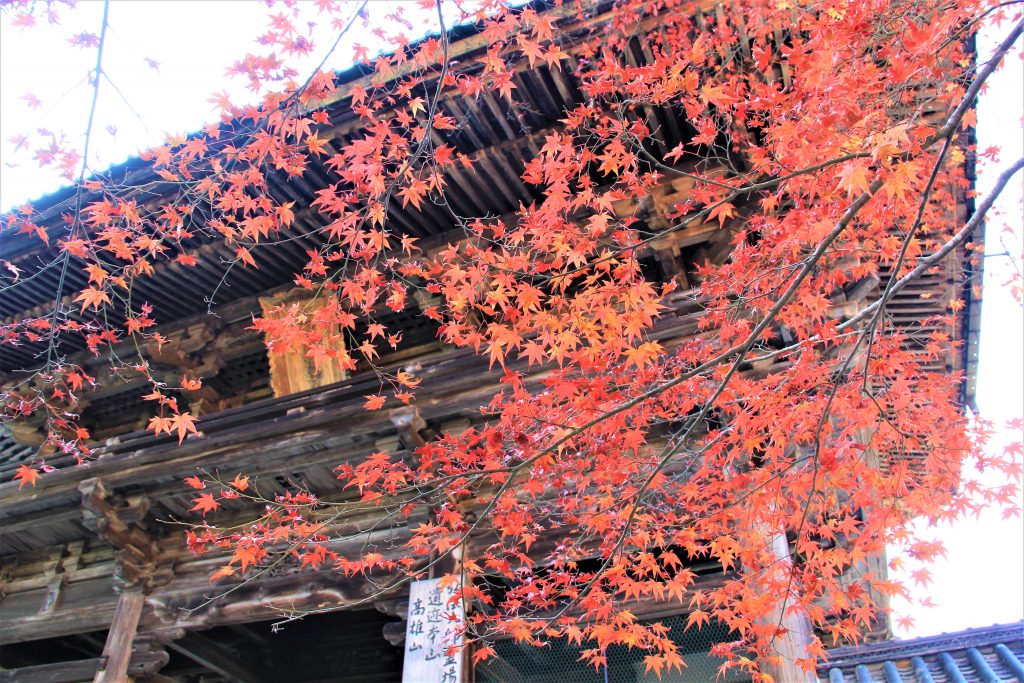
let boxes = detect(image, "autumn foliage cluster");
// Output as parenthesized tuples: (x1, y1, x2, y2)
(1, 0, 1022, 678)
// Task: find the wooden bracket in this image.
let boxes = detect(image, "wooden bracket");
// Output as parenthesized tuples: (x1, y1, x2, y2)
(382, 620, 407, 646)
(374, 597, 409, 617)
(390, 406, 428, 452)
(127, 632, 172, 679)
(79, 478, 160, 593)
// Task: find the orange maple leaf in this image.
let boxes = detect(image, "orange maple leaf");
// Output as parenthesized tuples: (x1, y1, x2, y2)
(148, 414, 173, 436)
(234, 545, 262, 572)
(74, 287, 111, 311)
(66, 371, 85, 391)
(170, 412, 199, 443)
(190, 493, 219, 515)
(236, 247, 256, 268)
(84, 263, 107, 286)
(14, 464, 40, 489)
(836, 161, 871, 197)
(210, 564, 236, 582)
(707, 202, 735, 227)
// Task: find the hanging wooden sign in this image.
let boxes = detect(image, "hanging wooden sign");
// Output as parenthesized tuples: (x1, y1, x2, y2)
(402, 577, 464, 683)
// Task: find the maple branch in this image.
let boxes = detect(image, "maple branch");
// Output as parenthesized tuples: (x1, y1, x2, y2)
(281, 178, 891, 518)
(99, 71, 155, 140)
(929, 17, 1024, 145)
(0, 254, 66, 297)
(704, 154, 1024, 390)
(409, 181, 890, 626)
(625, 154, 1023, 408)
(4, 1, 1015, 668)
(844, 155, 1023, 330)
(860, 135, 954, 395)
(509, 174, 884, 623)
(204, 1, 438, 313)
(44, 0, 110, 369)
(772, 329, 872, 654)
(295, 0, 370, 103)
(177, 1, 477, 620)
(471, 171, 902, 635)
(722, 162, 1024, 616)
(544, 17, 1022, 287)
(187, 1, 370, 310)
(938, 2, 1024, 53)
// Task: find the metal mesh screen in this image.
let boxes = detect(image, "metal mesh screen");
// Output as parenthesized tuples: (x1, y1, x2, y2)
(474, 615, 752, 682)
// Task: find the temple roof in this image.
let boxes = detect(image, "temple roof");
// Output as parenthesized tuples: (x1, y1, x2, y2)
(819, 621, 1024, 683)
(0, 0, 983, 408)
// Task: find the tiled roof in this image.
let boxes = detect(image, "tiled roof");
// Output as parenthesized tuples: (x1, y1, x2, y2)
(0, 426, 33, 471)
(820, 621, 1024, 682)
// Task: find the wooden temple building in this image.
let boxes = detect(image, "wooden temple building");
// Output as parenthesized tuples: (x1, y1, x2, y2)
(0, 2, 983, 681)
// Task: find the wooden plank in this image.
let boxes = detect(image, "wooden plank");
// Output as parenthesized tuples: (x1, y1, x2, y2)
(0, 583, 118, 645)
(93, 589, 145, 683)
(0, 659, 100, 683)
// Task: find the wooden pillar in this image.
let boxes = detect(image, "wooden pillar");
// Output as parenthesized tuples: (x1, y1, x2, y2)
(94, 589, 146, 683)
(80, 479, 166, 683)
(755, 523, 817, 683)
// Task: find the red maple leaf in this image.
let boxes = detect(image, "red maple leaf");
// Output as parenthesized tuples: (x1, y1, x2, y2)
(14, 464, 40, 489)
(190, 493, 219, 515)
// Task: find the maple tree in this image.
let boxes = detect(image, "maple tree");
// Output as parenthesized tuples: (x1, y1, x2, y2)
(1, 0, 1022, 679)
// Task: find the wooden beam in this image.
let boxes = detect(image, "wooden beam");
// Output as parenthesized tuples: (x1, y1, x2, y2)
(0, 599, 117, 646)
(94, 589, 145, 683)
(167, 632, 269, 683)
(0, 658, 100, 683)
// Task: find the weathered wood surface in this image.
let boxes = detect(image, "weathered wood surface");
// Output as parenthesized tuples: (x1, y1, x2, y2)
(0, 288, 871, 645)
(79, 479, 160, 591)
(0, 520, 417, 643)
(0, 294, 706, 532)
(260, 290, 348, 399)
(93, 589, 145, 683)
(0, 524, 729, 646)
(0, 658, 100, 683)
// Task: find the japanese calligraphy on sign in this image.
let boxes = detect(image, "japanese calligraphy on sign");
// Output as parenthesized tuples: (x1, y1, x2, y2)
(402, 578, 464, 683)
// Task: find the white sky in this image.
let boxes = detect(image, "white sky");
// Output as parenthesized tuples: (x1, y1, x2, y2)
(887, 21, 1024, 637)
(1, 0, 1021, 642)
